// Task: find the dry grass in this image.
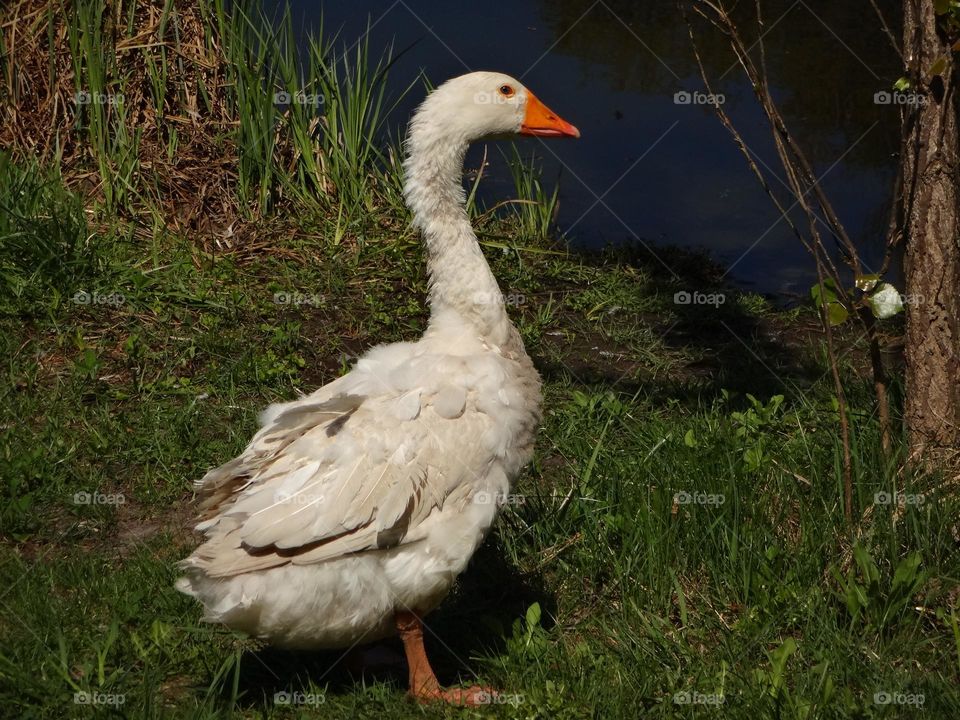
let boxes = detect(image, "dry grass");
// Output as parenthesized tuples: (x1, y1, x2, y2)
(1, 0, 245, 243)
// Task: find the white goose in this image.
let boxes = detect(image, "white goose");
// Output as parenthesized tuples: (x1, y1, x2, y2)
(176, 71, 579, 705)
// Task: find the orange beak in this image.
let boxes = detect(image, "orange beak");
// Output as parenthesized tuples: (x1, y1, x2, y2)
(520, 92, 580, 138)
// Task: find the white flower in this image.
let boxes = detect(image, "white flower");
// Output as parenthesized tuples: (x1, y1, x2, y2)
(869, 283, 903, 319)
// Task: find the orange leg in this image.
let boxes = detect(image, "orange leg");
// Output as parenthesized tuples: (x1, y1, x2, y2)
(395, 610, 492, 706)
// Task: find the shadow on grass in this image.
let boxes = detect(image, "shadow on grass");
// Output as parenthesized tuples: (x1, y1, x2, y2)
(537, 240, 830, 405)
(218, 536, 555, 708)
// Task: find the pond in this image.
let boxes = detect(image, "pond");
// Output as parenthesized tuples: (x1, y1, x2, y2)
(271, 0, 903, 300)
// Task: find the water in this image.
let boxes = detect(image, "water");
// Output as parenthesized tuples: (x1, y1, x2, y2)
(271, 0, 903, 299)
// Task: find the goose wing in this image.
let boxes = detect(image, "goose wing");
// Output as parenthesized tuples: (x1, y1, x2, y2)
(183, 379, 485, 578)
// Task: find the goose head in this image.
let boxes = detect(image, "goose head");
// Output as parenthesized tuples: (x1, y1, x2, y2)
(407, 71, 580, 147)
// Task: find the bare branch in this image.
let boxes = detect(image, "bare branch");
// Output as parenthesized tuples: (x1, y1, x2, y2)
(867, 0, 904, 60)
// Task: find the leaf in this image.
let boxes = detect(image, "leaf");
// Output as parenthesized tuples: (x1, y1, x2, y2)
(809, 280, 838, 306)
(934, 0, 950, 15)
(853, 544, 881, 585)
(821, 674, 835, 704)
(929, 55, 949, 79)
(893, 76, 912, 91)
(768, 638, 798, 694)
(671, 570, 689, 627)
(854, 274, 880, 292)
(892, 551, 922, 592)
(770, 637, 797, 667)
(810, 281, 848, 325)
(525, 602, 542, 629)
(845, 580, 866, 618)
(826, 302, 849, 326)
(684, 428, 698, 448)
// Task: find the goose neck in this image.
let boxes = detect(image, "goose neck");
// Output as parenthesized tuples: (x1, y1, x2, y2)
(404, 130, 511, 343)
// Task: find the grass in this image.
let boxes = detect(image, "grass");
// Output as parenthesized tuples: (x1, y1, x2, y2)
(1, 1, 958, 718)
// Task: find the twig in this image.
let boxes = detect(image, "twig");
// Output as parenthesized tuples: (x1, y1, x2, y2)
(682, 0, 907, 517)
(867, 0, 904, 60)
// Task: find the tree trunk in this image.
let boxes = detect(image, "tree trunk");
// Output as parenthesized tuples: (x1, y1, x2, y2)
(901, 0, 960, 465)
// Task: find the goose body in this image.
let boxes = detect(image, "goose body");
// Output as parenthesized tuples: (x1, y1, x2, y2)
(176, 315, 539, 648)
(177, 71, 579, 702)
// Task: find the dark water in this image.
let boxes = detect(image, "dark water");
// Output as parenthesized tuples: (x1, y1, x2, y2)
(271, 0, 903, 299)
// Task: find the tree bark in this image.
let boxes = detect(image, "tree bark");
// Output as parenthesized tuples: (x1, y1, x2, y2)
(901, 0, 960, 465)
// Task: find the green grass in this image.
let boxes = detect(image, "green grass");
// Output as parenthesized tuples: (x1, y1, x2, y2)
(1, 153, 957, 718)
(1, 1, 958, 718)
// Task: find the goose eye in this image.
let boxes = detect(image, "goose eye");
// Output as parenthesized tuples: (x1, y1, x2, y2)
(498, 85, 515, 97)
